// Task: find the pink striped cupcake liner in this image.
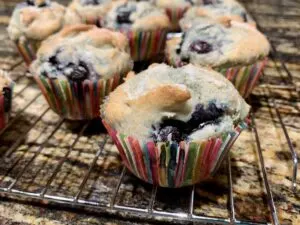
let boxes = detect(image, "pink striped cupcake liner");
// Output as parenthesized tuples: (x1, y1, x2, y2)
(0, 82, 14, 131)
(34, 74, 123, 120)
(167, 56, 268, 98)
(120, 29, 168, 61)
(15, 36, 41, 66)
(103, 119, 249, 188)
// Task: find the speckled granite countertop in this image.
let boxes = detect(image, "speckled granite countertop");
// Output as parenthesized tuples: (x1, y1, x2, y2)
(0, 0, 299, 225)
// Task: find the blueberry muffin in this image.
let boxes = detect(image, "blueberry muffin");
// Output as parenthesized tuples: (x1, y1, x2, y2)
(180, 0, 255, 31)
(102, 0, 171, 61)
(64, 0, 115, 27)
(31, 24, 133, 120)
(102, 63, 250, 187)
(0, 70, 14, 130)
(154, 0, 222, 30)
(7, 0, 66, 66)
(166, 21, 270, 97)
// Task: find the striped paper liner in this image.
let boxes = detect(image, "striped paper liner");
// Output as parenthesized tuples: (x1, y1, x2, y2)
(217, 58, 268, 98)
(120, 29, 168, 61)
(165, 7, 189, 31)
(0, 82, 14, 131)
(15, 36, 41, 66)
(103, 119, 249, 188)
(34, 74, 123, 120)
(167, 55, 268, 98)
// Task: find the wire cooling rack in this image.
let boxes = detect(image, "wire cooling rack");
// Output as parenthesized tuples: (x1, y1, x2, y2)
(0, 0, 299, 225)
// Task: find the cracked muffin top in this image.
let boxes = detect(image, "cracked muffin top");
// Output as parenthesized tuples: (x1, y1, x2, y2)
(102, 63, 250, 143)
(166, 21, 270, 68)
(180, 0, 255, 31)
(7, 0, 66, 41)
(102, 0, 171, 31)
(30, 24, 133, 81)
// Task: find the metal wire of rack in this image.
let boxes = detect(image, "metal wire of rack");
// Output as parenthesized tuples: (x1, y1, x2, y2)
(0, 0, 299, 225)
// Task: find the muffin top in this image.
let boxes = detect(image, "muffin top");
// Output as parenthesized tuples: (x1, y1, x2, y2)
(103, 0, 171, 31)
(64, 0, 114, 25)
(180, 0, 255, 31)
(166, 21, 270, 68)
(102, 63, 250, 143)
(7, 0, 66, 41)
(154, 0, 222, 10)
(31, 24, 133, 81)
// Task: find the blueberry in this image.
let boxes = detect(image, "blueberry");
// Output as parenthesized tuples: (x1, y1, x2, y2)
(116, 4, 136, 24)
(203, 0, 213, 5)
(26, 0, 34, 6)
(2, 87, 12, 112)
(185, 0, 194, 5)
(80, 0, 101, 5)
(69, 61, 89, 81)
(181, 56, 190, 63)
(187, 103, 224, 128)
(37, 2, 48, 7)
(189, 40, 212, 54)
(176, 33, 185, 54)
(49, 55, 58, 66)
(158, 126, 182, 142)
(241, 12, 248, 22)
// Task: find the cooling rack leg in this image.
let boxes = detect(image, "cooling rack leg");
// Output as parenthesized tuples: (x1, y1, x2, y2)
(148, 185, 158, 214)
(227, 154, 236, 225)
(251, 113, 280, 225)
(110, 166, 126, 209)
(188, 185, 195, 219)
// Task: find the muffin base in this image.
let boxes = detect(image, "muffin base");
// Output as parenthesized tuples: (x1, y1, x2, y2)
(120, 29, 168, 62)
(34, 75, 123, 120)
(15, 36, 40, 66)
(103, 119, 249, 188)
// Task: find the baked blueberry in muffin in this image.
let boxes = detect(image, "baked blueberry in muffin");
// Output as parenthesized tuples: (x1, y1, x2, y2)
(180, 0, 255, 31)
(102, 63, 250, 143)
(166, 21, 270, 69)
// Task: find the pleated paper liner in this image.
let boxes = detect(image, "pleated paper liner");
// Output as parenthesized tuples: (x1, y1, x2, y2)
(0, 82, 14, 131)
(167, 56, 268, 98)
(34, 74, 123, 120)
(103, 119, 249, 188)
(165, 7, 189, 31)
(217, 59, 268, 98)
(15, 36, 41, 66)
(119, 29, 168, 61)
